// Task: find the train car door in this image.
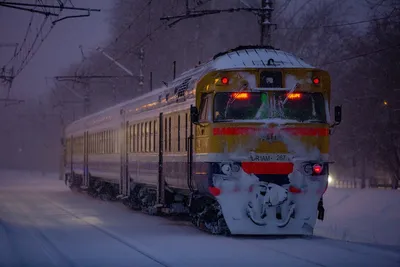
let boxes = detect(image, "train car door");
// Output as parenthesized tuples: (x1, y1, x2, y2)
(59, 137, 65, 181)
(83, 131, 89, 188)
(70, 135, 74, 177)
(187, 106, 196, 192)
(119, 109, 130, 197)
(157, 112, 165, 205)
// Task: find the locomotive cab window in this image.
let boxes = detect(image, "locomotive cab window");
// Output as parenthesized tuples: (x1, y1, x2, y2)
(213, 91, 327, 123)
(199, 93, 212, 122)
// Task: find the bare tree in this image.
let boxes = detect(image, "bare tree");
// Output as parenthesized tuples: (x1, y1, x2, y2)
(336, 3, 400, 188)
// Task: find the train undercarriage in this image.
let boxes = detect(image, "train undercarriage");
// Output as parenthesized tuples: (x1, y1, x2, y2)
(65, 165, 327, 236)
(65, 172, 231, 235)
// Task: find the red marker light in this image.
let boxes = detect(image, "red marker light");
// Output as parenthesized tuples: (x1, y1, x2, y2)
(313, 164, 323, 175)
(209, 186, 221, 196)
(232, 92, 249, 100)
(287, 93, 302, 100)
(289, 185, 302, 194)
(312, 77, 320, 85)
(221, 77, 229, 85)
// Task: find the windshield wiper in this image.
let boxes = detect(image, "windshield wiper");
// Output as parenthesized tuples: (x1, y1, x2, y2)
(303, 119, 325, 123)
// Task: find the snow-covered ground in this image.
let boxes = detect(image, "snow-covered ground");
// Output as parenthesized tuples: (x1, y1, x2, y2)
(0, 170, 399, 267)
(315, 186, 400, 247)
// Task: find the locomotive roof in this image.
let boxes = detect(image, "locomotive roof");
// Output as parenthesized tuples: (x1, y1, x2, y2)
(66, 47, 316, 133)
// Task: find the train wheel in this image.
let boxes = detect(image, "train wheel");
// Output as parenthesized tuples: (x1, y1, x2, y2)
(192, 201, 230, 236)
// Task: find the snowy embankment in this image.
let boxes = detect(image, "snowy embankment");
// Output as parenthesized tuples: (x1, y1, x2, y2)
(315, 186, 400, 247)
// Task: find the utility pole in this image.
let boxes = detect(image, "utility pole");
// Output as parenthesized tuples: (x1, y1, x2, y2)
(138, 47, 144, 91)
(83, 83, 90, 116)
(260, 0, 274, 46)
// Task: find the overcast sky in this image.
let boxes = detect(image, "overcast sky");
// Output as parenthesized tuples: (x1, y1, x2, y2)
(0, 0, 114, 101)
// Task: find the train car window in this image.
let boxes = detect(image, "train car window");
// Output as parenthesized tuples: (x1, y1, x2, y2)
(108, 132, 111, 154)
(112, 130, 115, 153)
(149, 121, 152, 152)
(131, 125, 136, 153)
(141, 123, 144, 152)
(116, 129, 119, 154)
(153, 120, 157, 152)
(104, 131, 107, 154)
(185, 113, 188, 151)
(104, 132, 107, 154)
(108, 130, 111, 154)
(199, 93, 212, 122)
(145, 122, 148, 152)
(177, 115, 181, 152)
(168, 117, 172, 152)
(164, 117, 168, 151)
(108, 131, 111, 154)
(104, 132, 106, 154)
(105, 131, 108, 154)
(101, 132, 104, 154)
(98, 132, 101, 154)
(110, 130, 114, 154)
(136, 125, 140, 153)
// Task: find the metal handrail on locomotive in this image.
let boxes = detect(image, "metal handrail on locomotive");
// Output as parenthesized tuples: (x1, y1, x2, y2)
(63, 45, 342, 236)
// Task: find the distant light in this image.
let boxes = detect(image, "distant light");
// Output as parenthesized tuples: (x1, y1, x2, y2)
(312, 77, 320, 85)
(221, 77, 229, 85)
(287, 93, 302, 100)
(328, 175, 333, 184)
(232, 92, 249, 100)
(384, 100, 388, 105)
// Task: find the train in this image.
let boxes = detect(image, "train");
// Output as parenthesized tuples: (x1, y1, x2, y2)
(62, 45, 342, 235)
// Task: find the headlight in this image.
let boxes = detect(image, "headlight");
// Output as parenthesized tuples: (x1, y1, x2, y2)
(231, 163, 241, 172)
(328, 175, 333, 184)
(303, 164, 313, 175)
(220, 164, 232, 175)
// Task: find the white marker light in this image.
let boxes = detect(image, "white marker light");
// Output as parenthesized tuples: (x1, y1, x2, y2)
(221, 164, 232, 176)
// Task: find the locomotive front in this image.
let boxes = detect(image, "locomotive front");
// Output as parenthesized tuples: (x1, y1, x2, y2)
(191, 67, 342, 235)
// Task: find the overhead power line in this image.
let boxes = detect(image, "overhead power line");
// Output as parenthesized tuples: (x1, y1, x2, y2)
(279, 14, 400, 30)
(322, 43, 400, 66)
(72, 0, 153, 78)
(4, 11, 34, 66)
(106, 0, 153, 50)
(160, 0, 276, 46)
(94, 1, 185, 76)
(1, 0, 102, 87)
(0, 1, 101, 15)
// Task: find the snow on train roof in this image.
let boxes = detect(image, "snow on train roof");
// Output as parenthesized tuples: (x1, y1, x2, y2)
(211, 48, 314, 70)
(66, 47, 315, 133)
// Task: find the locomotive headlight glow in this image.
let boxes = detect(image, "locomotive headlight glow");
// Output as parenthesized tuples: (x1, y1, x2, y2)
(221, 164, 232, 175)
